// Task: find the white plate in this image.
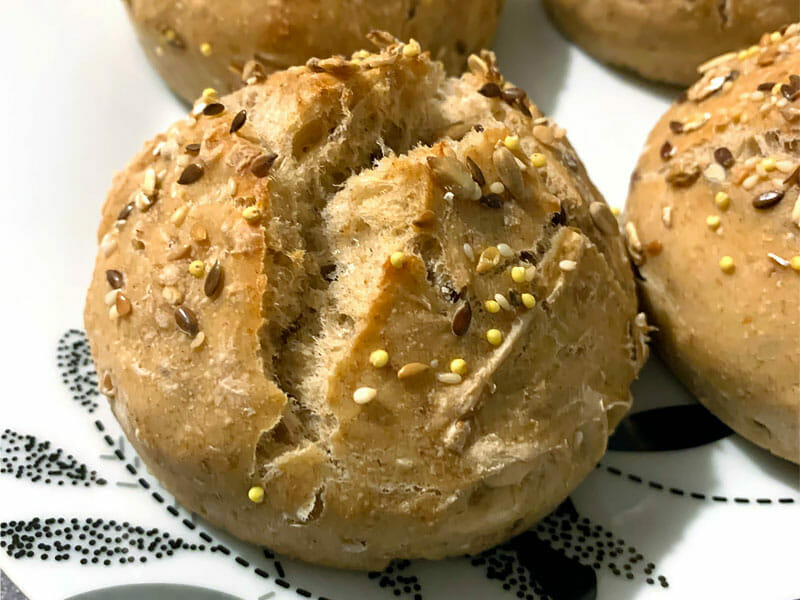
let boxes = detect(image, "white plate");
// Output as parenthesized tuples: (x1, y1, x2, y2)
(0, 1, 797, 600)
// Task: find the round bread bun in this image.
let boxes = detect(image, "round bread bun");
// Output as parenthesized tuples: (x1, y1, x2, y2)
(543, 0, 799, 85)
(85, 37, 648, 569)
(625, 24, 800, 463)
(123, 0, 505, 103)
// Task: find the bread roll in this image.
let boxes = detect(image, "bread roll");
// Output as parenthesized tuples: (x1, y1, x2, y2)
(123, 0, 505, 103)
(85, 37, 648, 568)
(625, 24, 800, 463)
(544, 0, 799, 85)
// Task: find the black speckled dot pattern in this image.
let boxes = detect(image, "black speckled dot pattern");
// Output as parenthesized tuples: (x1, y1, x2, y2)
(368, 560, 423, 599)
(57, 330, 100, 413)
(1, 429, 106, 487)
(0, 517, 205, 564)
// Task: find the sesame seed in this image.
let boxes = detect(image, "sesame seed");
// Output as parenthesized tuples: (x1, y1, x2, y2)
(484, 299, 500, 313)
(116, 202, 134, 221)
(521, 293, 535, 309)
(715, 192, 730, 210)
(503, 135, 520, 151)
(200, 42, 212, 56)
(450, 358, 467, 375)
(719, 256, 735, 274)
(390, 252, 406, 268)
(104, 288, 119, 306)
(510, 266, 526, 283)
(714, 147, 735, 168)
(489, 181, 505, 195)
(242, 206, 261, 223)
(397, 362, 429, 379)
(486, 329, 502, 346)
(190, 331, 205, 350)
(353, 387, 377, 405)
(706, 215, 721, 230)
(248, 486, 265, 503)
(497, 243, 514, 258)
(230, 110, 247, 133)
(106, 270, 123, 289)
(752, 190, 784, 209)
(202, 102, 225, 117)
(494, 293, 512, 311)
(175, 306, 199, 336)
(463, 243, 475, 262)
(204, 261, 223, 297)
(478, 82, 502, 98)
(251, 153, 277, 178)
(437, 372, 462, 385)
(189, 260, 205, 278)
(559, 260, 577, 272)
(742, 174, 759, 190)
(170, 205, 189, 225)
(530, 153, 547, 168)
(178, 163, 204, 185)
(451, 302, 472, 336)
(465, 157, 485, 187)
(443, 191, 455, 203)
(369, 350, 389, 368)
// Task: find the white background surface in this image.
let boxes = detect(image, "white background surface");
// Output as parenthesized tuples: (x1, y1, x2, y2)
(0, 1, 798, 600)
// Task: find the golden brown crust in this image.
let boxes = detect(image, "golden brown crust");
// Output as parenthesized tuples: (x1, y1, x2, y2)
(625, 24, 800, 463)
(86, 40, 646, 568)
(123, 0, 505, 103)
(544, 0, 799, 85)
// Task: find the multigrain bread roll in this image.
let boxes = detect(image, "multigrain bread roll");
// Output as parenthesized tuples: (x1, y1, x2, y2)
(85, 37, 648, 568)
(625, 24, 800, 463)
(543, 0, 799, 85)
(122, 0, 505, 103)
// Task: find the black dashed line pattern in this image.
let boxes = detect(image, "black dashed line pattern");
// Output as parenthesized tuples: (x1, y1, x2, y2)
(599, 463, 797, 504)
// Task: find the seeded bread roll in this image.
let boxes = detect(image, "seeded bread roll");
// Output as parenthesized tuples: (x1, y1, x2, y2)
(543, 0, 799, 85)
(85, 37, 648, 569)
(122, 0, 505, 103)
(625, 25, 800, 463)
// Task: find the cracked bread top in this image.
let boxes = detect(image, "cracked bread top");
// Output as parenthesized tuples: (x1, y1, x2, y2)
(85, 36, 647, 569)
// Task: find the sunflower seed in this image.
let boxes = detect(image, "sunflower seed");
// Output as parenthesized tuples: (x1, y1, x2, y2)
(492, 146, 526, 200)
(427, 156, 480, 200)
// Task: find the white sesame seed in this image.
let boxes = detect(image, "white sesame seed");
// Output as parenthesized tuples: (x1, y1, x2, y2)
(437, 372, 462, 385)
(742, 174, 760, 190)
(353, 387, 377, 405)
(443, 191, 455, 204)
(524, 265, 536, 281)
(494, 293, 512, 311)
(497, 243, 514, 258)
(108, 305, 120, 320)
(104, 289, 119, 306)
(463, 243, 475, 262)
(190, 331, 206, 350)
(559, 259, 577, 272)
(662, 206, 673, 228)
(430, 359, 439, 368)
(489, 182, 505, 195)
(101, 232, 118, 257)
